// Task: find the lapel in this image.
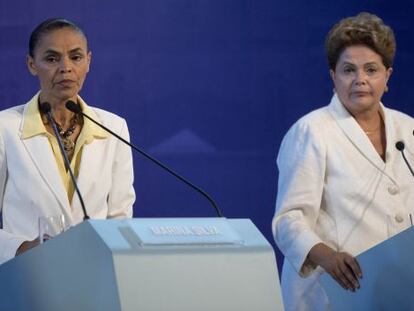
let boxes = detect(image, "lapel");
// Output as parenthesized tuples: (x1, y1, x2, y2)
(382, 107, 398, 179)
(327, 93, 396, 182)
(72, 106, 109, 208)
(19, 103, 71, 212)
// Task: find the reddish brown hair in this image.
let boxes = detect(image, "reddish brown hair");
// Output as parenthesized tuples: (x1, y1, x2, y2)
(325, 12, 396, 70)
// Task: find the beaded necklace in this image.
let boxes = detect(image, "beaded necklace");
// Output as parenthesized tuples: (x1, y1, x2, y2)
(39, 101, 80, 153)
(51, 114, 80, 152)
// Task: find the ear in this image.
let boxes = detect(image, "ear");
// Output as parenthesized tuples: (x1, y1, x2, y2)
(26, 55, 38, 76)
(86, 51, 92, 73)
(329, 69, 337, 93)
(385, 67, 393, 84)
(329, 69, 335, 83)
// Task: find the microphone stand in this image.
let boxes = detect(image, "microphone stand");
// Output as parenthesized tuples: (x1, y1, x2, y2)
(40, 102, 89, 220)
(396, 141, 414, 177)
(66, 101, 223, 217)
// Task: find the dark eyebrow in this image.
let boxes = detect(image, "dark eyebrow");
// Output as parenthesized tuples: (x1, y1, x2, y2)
(341, 62, 356, 67)
(68, 47, 85, 54)
(341, 61, 380, 67)
(364, 62, 379, 66)
(43, 47, 85, 55)
(43, 49, 60, 55)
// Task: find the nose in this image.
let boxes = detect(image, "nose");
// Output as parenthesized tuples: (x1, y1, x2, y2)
(59, 57, 72, 73)
(354, 70, 367, 86)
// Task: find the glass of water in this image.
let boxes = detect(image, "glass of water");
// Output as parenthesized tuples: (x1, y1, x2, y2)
(38, 214, 69, 244)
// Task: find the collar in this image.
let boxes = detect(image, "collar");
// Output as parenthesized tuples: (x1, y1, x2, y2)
(327, 92, 395, 170)
(21, 92, 109, 141)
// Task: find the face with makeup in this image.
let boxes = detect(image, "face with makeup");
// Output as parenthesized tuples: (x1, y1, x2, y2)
(27, 27, 91, 104)
(330, 45, 392, 117)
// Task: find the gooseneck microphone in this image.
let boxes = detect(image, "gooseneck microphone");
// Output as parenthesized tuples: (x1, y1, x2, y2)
(65, 100, 223, 217)
(39, 102, 89, 220)
(395, 141, 414, 177)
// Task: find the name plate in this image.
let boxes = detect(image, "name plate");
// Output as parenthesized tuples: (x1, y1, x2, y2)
(127, 218, 244, 246)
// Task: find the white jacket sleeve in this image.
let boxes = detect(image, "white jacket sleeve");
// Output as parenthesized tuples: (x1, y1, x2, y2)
(106, 118, 135, 219)
(272, 118, 327, 277)
(0, 128, 5, 219)
(0, 131, 26, 263)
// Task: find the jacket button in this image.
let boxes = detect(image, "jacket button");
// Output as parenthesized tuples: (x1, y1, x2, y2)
(388, 185, 399, 195)
(395, 215, 404, 223)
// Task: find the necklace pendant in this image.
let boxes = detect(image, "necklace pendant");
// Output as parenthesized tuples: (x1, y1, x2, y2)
(62, 137, 75, 152)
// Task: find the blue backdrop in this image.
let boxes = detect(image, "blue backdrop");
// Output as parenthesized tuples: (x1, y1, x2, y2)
(1, 0, 414, 271)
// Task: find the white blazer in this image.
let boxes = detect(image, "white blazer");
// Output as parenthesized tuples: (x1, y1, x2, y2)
(272, 94, 414, 311)
(0, 94, 135, 264)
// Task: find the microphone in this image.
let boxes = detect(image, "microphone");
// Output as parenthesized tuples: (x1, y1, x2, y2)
(395, 141, 414, 177)
(39, 102, 89, 220)
(65, 100, 223, 217)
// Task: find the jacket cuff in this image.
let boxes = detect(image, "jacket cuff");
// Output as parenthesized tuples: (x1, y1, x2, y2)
(1, 237, 27, 264)
(288, 230, 323, 278)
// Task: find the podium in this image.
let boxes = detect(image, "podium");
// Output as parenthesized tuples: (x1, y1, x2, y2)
(0, 218, 284, 311)
(320, 226, 414, 310)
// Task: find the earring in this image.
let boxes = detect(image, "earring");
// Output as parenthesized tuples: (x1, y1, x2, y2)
(385, 85, 389, 92)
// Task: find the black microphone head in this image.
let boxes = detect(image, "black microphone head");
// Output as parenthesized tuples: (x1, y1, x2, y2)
(66, 100, 82, 113)
(396, 141, 405, 151)
(39, 102, 51, 114)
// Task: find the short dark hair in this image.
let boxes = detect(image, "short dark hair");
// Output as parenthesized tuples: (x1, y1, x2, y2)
(325, 12, 396, 70)
(29, 18, 87, 57)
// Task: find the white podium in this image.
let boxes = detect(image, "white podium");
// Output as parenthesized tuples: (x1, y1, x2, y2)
(0, 218, 284, 311)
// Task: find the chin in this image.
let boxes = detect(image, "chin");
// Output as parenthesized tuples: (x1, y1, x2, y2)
(352, 101, 378, 112)
(350, 95, 376, 105)
(56, 91, 78, 101)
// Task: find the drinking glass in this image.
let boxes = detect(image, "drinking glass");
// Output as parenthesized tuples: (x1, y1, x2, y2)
(38, 214, 69, 244)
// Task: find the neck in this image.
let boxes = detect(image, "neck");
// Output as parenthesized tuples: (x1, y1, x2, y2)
(39, 93, 77, 126)
(355, 110, 383, 133)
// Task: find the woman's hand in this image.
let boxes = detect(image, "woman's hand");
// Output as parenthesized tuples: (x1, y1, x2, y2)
(308, 243, 362, 291)
(15, 238, 40, 256)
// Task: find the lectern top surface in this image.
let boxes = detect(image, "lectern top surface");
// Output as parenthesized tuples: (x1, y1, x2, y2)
(88, 218, 271, 253)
